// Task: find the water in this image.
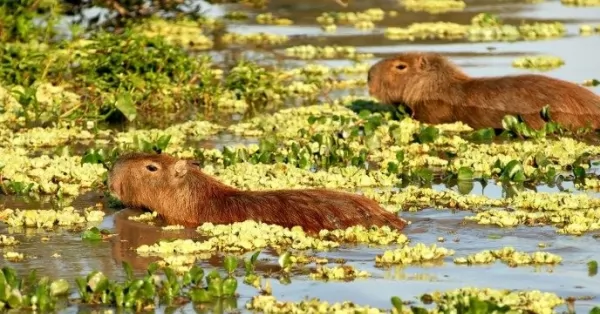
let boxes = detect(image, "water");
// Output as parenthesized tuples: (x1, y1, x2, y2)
(3, 0, 600, 312)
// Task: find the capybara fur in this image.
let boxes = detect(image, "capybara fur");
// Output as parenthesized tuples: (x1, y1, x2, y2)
(367, 51, 600, 130)
(107, 153, 406, 235)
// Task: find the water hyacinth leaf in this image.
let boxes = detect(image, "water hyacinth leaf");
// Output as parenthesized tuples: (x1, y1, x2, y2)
(207, 276, 223, 297)
(114, 91, 137, 121)
(82, 227, 103, 241)
(501, 115, 519, 131)
(307, 115, 318, 125)
(113, 285, 125, 307)
(142, 280, 155, 299)
(164, 267, 177, 285)
(7, 288, 22, 309)
(122, 261, 134, 281)
(457, 181, 474, 195)
(588, 260, 598, 276)
(223, 256, 239, 274)
(222, 277, 238, 296)
(2, 268, 19, 288)
(156, 135, 172, 151)
(540, 105, 551, 122)
(470, 128, 495, 142)
(413, 168, 434, 183)
(278, 251, 292, 271)
(49, 279, 69, 296)
(188, 265, 205, 285)
(417, 126, 440, 143)
(502, 160, 525, 182)
(74, 277, 88, 299)
(534, 153, 550, 168)
(391, 296, 403, 310)
(457, 167, 474, 181)
(147, 262, 159, 275)
(387, 162, 399, 174)
(573, 166, 586, 181)
(87, 271, 108, 293)
(396, 150, 405, 163)
(411, 307, 429, 314)
(189, 288, 212, 303)
(358, 109, 372, 119)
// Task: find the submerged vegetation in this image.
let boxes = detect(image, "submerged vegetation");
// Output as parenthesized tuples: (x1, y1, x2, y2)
(1, 0, 600, 313)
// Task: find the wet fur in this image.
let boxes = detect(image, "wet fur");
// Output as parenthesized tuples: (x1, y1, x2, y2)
(367, 51, 600, 130)
(107, 153, 406, 235)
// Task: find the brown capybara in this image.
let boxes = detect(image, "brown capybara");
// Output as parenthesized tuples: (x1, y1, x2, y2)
(367, 51, 600, 130)
(106, 152, 406, 235)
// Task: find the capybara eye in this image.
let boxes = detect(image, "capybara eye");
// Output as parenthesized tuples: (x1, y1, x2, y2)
(396, 64, 407, 70)
(146, 164, 158, 172)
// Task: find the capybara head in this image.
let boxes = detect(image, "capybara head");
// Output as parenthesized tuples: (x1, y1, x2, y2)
(367, 51, 469, 106)
(107, 152, 194, 210)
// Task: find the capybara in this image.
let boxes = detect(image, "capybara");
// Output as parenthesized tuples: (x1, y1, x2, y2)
(107, 153, 406, 235)
(367, 51, 600, 130)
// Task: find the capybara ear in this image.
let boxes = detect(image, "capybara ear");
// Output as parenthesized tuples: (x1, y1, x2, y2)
(415, 55, 429, 70)
(173, 160, 188, 177)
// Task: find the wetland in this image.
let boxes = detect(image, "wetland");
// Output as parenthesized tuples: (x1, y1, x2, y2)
(1, 0, 600, 312)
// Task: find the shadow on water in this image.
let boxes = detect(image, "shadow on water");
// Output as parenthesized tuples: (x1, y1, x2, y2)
(3, 0, 600, 312)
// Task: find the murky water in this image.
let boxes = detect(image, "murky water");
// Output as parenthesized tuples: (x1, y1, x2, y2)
(3, 0, 600, 312)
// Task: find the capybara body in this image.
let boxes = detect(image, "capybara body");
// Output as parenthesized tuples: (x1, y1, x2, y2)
(107, 153, 406, 234)
(367, 51, 600, 130)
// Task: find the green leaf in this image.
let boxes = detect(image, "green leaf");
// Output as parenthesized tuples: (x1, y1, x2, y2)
(470, 128, 495, 142)
(501, 115, 519, 131)
(86, 271, 108, 293)
(416, 126, 440, 144)
(588, 260, 598, 277)
(122, 261, 134, 281)
(82, 227, 102, 241)
(156, 135, 171, 151)
(387, 162, 399, 174)
(278, 251, 292, 270)
(390, 296, 403, 310)
(223, 256, 238, 274)
(573, 166, 586, 181)
(189, 288, 212, 303)
(115, 92, 137, 121)
(49, 279, 69, 296)
(502, 160, 525, 182)
(396, 150, 405, 163)
(222, 277, 238, 297)
(457, 167, 474, 181)
(540, 105, 551, 122)
(457, 181, 474, 195)
(207, 276, 223, 297)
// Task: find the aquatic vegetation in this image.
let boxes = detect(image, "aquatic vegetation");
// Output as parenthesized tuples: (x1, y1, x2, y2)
(400, 0, 467, 14)
(309, 265, 371, 281)
(512, 55, 565, 71)
(376, 243, 455, 265)
(1, 1, 600, 313)
(454, 247, 563, 266)
(384, 13, 566, 42)
(561, 0, 600, 6)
